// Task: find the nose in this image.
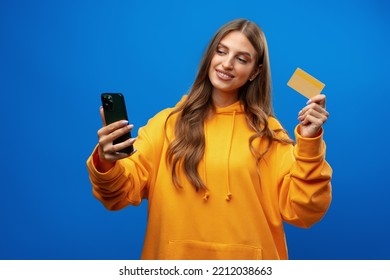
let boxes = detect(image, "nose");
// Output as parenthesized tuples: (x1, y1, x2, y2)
(222, 55, 234, 70)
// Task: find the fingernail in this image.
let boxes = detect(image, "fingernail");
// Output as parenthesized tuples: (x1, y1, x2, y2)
(122, 120, 129, 125)
(306, 99, 312, 105)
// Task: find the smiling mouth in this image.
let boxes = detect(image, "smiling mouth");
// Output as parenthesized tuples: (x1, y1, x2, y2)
(216, 69, 234, 80)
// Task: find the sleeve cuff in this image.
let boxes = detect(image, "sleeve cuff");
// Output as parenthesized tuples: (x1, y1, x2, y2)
(294, 125, 325, 160)
(86, 145, 124, 182)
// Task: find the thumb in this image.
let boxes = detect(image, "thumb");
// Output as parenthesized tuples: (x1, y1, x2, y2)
(99, 106, 107, 126)
(308, 94, 326, 108)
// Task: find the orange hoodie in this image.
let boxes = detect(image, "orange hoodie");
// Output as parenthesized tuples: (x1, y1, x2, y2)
(86, 98, 332, 260)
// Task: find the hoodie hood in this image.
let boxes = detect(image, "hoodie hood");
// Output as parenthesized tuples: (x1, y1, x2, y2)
(174, 95, 245, 115)
(214, 100, 245, 115)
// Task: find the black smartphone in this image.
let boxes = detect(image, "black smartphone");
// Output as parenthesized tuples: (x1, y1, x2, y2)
(101, 93, 134, 154)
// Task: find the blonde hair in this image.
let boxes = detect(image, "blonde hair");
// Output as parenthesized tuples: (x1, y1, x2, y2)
(165, 18, 293, 190)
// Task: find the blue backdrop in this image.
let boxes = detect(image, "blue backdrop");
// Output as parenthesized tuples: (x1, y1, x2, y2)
(1, 0, 389, 260)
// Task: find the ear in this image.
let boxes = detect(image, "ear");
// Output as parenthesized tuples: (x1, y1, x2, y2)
(249, 64, 262, 81)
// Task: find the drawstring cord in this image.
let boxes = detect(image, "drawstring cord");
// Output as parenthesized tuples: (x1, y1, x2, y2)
(203, 191, 210, 201)
(225, 110, 236, 201)
(203, 121, 209, 201)
(202, 109, 236, 202)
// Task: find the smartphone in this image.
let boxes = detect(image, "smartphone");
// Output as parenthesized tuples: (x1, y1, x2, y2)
(101, 93, 134, 154)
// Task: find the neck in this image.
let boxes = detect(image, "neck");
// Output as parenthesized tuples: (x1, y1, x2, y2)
(212, 90, 239, 107)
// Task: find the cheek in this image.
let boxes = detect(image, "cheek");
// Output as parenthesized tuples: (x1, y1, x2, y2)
(209, 55, 220, 68)
(236, 66, 253, 80)
(208, 56, 218, 75)
(207, 65, 214, 79)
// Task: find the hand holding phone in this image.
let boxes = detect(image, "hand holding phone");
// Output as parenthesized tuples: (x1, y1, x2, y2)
(97, 93, 135, 166)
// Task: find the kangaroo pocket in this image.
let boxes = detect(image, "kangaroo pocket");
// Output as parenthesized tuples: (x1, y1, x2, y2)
(167, 240, 263, 260)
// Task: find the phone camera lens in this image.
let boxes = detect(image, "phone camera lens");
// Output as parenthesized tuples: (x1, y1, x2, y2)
(102, 95, 113, 111)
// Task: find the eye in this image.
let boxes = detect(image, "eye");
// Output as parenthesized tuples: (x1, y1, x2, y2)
(237, 57, 248, 64)
(216, 48, 226, 55)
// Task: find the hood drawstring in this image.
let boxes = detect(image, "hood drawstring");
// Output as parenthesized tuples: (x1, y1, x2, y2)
(203, 121, 209, 201)
(225, 110, 236, 201)
(203, 191, 210, 201)
(202, 102, 241, 202)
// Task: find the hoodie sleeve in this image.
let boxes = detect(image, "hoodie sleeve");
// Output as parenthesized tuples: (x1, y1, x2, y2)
(86, 110, 168, 211)
(277, 125, 332, 228)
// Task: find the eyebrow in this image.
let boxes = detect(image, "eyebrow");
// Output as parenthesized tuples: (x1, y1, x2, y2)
(218, 43, 253, 58)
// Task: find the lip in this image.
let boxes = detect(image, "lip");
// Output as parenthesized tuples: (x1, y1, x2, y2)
(215, 69, 234, 81)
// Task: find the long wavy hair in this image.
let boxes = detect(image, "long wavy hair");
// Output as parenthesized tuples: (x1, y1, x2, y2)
(165, 18, 293, 191)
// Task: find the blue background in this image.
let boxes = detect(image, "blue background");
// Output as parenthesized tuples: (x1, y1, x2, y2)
(1, 0, 389, 260)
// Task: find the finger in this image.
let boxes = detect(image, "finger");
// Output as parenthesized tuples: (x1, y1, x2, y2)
(100, 106, 107, 127)
(299, 103, 329, 118)
(107, 124, 134, 143)
(299, 106, 328, 119)
(97, 120, 130, 139)
(299, 109, 328, 125)
(98, 124, 134, 152)
(307, 94, 326, 108)
(99, 140, 137, 162)
(97, 124, 132, 158)
(112, 137, 137, 154)
(300, 114, 325, 127)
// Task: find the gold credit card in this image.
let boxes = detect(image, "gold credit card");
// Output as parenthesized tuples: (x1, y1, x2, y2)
(287, 68, 325, 98)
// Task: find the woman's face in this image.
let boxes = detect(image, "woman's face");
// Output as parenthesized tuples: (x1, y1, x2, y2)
(208, 31, 258, 98)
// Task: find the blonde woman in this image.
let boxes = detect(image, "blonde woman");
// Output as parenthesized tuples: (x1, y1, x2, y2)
(87, 18, 332, 260)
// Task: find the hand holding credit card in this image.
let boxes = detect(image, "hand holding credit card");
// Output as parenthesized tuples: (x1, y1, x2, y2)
(289, 68, 329, 137)
(287, 68, 325, 98)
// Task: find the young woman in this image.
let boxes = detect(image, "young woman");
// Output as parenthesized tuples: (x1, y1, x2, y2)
(87, 18, 332, 260)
